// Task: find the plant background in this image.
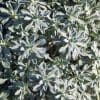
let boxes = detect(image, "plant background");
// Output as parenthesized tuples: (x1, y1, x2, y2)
(0, 0, 100, 100)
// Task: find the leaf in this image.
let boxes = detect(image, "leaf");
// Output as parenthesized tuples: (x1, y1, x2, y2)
(59, 45, 67, 54)
(15, 89, 21, 95)
(1, 61, 10, 69)
(33, 80, 43, 92)
(0, 8, 9, 14)
(55, 95, 61, 99)
(0, 78, 7, 85)
(1, 18, 9, 24)
(36, 39, 46, 46)
(24, 16, 32, 21)
(0, 92, 8, 100)
(21, 9, 30, 15)
(8, 26, 15, 32)
(72, 48, 79, 60)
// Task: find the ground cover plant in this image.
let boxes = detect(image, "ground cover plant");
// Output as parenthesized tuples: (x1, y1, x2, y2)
(0, 0, 100, 100)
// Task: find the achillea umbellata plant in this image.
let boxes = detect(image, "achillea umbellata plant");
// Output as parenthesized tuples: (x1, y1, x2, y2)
(0, 0, 100, 100)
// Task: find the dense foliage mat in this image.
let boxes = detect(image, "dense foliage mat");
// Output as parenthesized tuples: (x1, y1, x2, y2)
(0, 0, 100, 100)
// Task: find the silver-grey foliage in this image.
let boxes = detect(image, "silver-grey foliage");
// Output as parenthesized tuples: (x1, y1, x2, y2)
(0, 0, 100, 100)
